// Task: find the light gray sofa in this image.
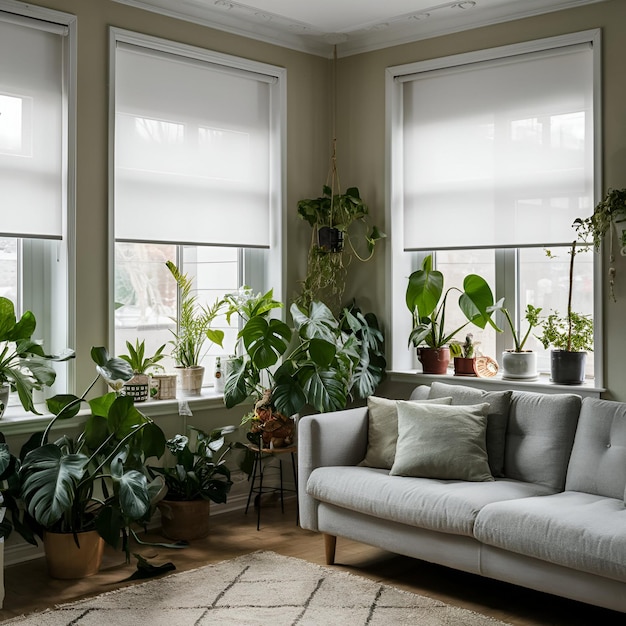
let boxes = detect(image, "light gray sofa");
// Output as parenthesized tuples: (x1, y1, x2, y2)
(298, 382, 626, 613)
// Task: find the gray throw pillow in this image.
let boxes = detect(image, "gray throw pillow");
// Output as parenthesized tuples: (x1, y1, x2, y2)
(390, 400, 494, 482)
(359, 395, 452, 469)
(428, 382, 512, 477)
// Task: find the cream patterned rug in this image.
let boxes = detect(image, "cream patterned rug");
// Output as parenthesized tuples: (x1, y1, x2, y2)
(2, 551, 510, 625)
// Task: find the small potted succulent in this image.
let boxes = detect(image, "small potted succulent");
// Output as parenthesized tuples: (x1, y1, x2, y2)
(450, 333, 478, 376)
(148, 425, 235, 541)
(119, 339, 166, 402)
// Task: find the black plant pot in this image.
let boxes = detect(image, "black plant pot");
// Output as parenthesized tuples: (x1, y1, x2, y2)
(318, 226, 344, 252)
(550, 350, 587, 385)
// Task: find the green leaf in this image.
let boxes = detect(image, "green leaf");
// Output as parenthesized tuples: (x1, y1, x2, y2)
(10, 311, 36, 342)
(0, 297, 17, 339)
(240, 317, 291, 370)
(141, 422, 166, 460)
(406, 256, 443, 319)
(47, 394, 82, 419)
(84, 414, 109, 450)
(107, 395, 145, 439)
(95, 505, 124, 549)
(20, 444, 87, 528)
(206, 328, 224, 348)
(308, 338, 336, 368)
(118, 470, 150, 520)
(88, 392, 117, 418)
(459, 274, 501, 331)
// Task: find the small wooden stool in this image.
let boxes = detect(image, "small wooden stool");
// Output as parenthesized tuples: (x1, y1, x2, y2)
(244, 443, 298, 531)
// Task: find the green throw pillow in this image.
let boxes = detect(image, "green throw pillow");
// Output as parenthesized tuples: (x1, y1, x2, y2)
(390, 401, 494, 482)
(359, 395, 452, 470)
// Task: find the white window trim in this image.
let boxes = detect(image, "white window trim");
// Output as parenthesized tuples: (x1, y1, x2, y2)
(385, 29, 603, 388)
(0, 0, 77, 404)
(107, 27, 287, 350)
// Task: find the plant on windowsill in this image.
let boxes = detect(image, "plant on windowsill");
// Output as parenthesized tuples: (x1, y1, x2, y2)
(6, 347, 167, 579)
(488, 302, 543, 381)
(118, 339, 166, 402)
(295, 143, 385, 313)
(405, 255, 500, 374)
(537, 241, 594, 385)
(449, 333, 478, 376)
(0, 297, 75, 418)
(165, 260, 225, 397)
(574, 187, 626, 302)
(148, 425, 235, 541)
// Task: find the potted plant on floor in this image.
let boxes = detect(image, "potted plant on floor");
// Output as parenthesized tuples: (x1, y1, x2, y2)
(405, 255, 500, 374)
(488, 302, 542, 380)
(166, 260, 225, 396)
(119, 339, 166, 402)
(0, 297, 74, 417)
(16, 347, 166, 578)
(574, 187, 626, 301)
(148, 425, 235, 541)
(538, 242, 594, 384)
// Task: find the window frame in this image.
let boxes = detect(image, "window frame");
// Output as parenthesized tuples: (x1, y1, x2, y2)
(0, 1, 77, 408)
(108, 28, 287, 366)
(385, 29, 603, 387)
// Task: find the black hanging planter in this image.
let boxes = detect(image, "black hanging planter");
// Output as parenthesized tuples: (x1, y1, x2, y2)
(550, 350, 587, 385)
(318, 226, 344, 253)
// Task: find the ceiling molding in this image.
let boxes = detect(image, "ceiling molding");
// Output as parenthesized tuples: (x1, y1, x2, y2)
(112, 0, 608, 58)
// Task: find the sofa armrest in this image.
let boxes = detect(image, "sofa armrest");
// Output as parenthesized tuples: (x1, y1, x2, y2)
(298, 407, 369, 531)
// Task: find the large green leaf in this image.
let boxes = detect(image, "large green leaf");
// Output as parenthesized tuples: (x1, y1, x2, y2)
(117, 469, 150, 520)
(91, 347, 134, 384)
(9, 311, 36, 342)
(0, 297, 17, 340)
(140, 422, 166, 460)
(88, 392, 117, 418)
(406, 256, 443, 319)
(84, 414, 109, 450)
(223, 357, 254, 408)
(0, 442, 12, 477)
(240, 317, 291, 370)
(46, 394, 83, 420)
(291, 301, 338, 341)
(107, 395, 145, 439)
(307, 338, 336, 368)
(459, 274, 501, 331)
(301, 367, 348, 413)
(95, 505, 124, 549)
(20, 444, 87, 528)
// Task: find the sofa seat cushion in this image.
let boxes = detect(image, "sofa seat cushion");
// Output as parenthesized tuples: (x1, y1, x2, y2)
(474, 491, 626, 583)
(306, 466, 555, 537)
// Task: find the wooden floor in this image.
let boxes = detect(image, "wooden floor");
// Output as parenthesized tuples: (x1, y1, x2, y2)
(1, 497, 623, 625)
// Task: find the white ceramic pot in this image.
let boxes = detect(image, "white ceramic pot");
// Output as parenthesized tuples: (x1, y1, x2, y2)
(177, 366, 205, 397)
(0, 383, 10, 419)
(501, 351, 538, 380)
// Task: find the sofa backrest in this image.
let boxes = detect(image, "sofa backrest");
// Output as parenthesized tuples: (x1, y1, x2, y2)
(565, 397, 626, 499)
(504, 390, 581, 490)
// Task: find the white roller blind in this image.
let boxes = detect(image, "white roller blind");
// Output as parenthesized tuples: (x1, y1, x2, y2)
(401, 44, 594, 250)
(0, 14, 65, 239)
(114, 42, 273, 248)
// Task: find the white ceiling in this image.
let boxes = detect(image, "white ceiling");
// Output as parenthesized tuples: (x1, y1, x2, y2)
(114, 0, 606, 56)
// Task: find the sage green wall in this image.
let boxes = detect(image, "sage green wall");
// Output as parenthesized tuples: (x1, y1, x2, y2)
(29, 0, 331, 392)
(335, 0, 626, 401)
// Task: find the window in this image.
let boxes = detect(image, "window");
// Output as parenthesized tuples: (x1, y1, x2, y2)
(0, 4, 76, 406)
(387, 31, 600, 381)
(110, 30, 285, 382)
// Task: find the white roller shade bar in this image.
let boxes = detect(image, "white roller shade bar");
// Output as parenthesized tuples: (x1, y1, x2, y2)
(0, 12, 65, 239)
(114, 41, 274, 248)
(401, 43, 594, 250)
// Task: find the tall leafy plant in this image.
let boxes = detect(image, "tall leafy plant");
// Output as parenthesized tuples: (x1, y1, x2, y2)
(166, 261, 224, 367)
(405, 255, 500, 349)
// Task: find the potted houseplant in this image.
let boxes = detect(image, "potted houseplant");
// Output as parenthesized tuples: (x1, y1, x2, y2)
(0, 297, 74, 417)
(296, 177, 385, 312)
(119, 339, 166, 402)
(165, 260, 225, 396)
(489, 302, 542, 380)
(223, 288, 385, 418)
(16, 347, 166, 578)
(574, 187, 626, 301)
(405, 255, 500, 374)
(449, 333, 477, 376)
(538, 242, 594, 384)
(148, 425, 235, 541)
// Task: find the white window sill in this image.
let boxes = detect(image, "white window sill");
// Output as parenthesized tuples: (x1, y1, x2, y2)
(0, 389, 229, 436)
(387, 370, 604, 399)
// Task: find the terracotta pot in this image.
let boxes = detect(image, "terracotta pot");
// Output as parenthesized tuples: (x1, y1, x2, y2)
(417, 347, 450, 374)
(453, 357, 477, 376)
(501, 351, 538, 380)
(177, 366, 204, 397)
(43, 530, 104, 579)
(158, 499, 211, 541)
(550, 350, 586, 385)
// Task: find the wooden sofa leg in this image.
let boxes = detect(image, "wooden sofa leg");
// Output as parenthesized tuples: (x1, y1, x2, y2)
(324, 533, 337, 565)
